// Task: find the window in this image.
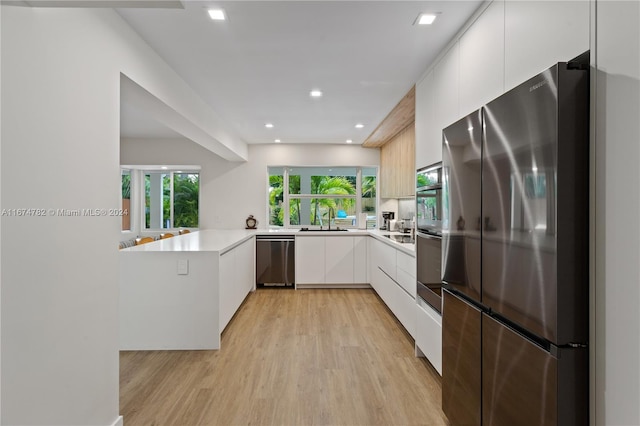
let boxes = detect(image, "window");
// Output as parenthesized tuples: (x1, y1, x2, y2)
(144, 170, 199, 229)
(268, 166, 377, 229)
(121, 166, 200, 232)
(121, 169, 131, 231)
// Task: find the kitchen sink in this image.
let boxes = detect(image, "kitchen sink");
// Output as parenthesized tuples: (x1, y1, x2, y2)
(299, 227, 349, 232)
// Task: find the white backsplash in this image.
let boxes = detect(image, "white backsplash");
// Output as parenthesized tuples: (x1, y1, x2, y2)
(398, 198, 416, 222)
(379, 198, 415, 230)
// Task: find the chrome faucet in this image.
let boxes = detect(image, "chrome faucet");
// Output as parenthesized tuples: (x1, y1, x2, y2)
(328, 207, 334, 231)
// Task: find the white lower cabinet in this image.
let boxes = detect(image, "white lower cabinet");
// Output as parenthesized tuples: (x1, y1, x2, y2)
(325, 236, 355, 283)
(296, 235, 367, 286)
(295, 236, 325, 284)
(369, 237, 416, 339)
(415, 298, 442, 375)
(219, 238, 255, 332)
(396, 250, 416, 296)
(354, 236, 368, 283)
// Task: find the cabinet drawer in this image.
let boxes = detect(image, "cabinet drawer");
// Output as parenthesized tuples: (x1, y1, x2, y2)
(395, 284, 416, 338)
(396, 267, 416, 297)
(396, 250, 416, 278)
(415, 298, 442, 374)
(377, 239, 397, 279)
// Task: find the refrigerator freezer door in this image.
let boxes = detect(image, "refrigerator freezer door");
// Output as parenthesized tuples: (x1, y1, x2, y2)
(481, 63, 589, 344)
(442, 289, 481, 426)
(482, 314, 589, 426)
(483, 314, 558, 426)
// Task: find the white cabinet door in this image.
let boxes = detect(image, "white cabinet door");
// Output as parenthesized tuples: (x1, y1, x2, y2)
(368, 238, 383, 293)
(415, 70, 439, 169)
(433, 43, 460, 137)
(459, 0, 505, 116)
(353, 236, 368, 284)
(504, 0, 589, 91)
(325, 236, 354, 284)
(415, 299, 442, 375)
(295, 236, 325, 284)
(219, 238, 255, 332)
(236, 238, 255, 294)
(218, 249, 235, 332)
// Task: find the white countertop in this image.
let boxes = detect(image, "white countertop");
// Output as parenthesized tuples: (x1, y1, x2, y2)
(121, 228, 415, 255)
(120, 229, 256, 253)
(368, 229, 416, 255)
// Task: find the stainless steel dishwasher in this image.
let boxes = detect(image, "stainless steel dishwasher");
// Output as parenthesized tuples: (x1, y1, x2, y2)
(255, 235, 295, 287)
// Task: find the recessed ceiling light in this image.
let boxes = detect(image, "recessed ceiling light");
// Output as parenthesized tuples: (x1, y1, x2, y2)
(355, 123, 364, 129)
(346, 139, 353, 144)
(310, 90, 323, 98)
(275, 139, 281, 143)
(265, 123, 274, 128)
(416, 13, 437, 25)
(161, 166, 168, 170)
(208, 9, 226, 21)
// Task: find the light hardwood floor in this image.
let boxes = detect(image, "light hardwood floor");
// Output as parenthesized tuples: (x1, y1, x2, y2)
(120, 288, 448, 425)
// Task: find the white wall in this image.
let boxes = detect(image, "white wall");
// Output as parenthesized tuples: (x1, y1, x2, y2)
(594, 2, 640, 424)
(122, 139, 380, 230)
(0, 5, 242, 425)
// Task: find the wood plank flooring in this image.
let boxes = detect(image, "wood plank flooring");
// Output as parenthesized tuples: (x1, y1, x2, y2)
(120, 288, 448, 426)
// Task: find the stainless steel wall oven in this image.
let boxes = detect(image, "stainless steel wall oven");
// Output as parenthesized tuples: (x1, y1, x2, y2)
(416, 162, 443, 313)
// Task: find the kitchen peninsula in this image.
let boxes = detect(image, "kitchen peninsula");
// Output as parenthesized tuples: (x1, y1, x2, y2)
(120, 229, 421, 357)
(119, 230, 255, 350)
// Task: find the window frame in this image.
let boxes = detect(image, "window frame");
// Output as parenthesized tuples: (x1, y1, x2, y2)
(121, 165, 201, 234)
(268, 165, 378, 229)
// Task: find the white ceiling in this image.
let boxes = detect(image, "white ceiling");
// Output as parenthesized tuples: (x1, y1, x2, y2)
(118, 1, 484, 145)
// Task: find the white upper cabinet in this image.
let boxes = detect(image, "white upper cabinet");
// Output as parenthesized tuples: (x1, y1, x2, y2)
(415, 70, 438, 169)
(459, 0, 505, 116)
(416, 0, 589, 170)
(504, 0, 590, 91)
(433, 43, 460, 136)
(415, 43, 459, 169)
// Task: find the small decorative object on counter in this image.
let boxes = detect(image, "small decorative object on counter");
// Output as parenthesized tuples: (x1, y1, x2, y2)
(245, 215, 258, 229)
(457, 216, 465, 231)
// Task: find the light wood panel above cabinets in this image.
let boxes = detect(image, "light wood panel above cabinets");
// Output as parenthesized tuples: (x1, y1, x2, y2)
(380, 124, 415, 199)
(363, 86, 415, 148)
(365, 85, 416, 199)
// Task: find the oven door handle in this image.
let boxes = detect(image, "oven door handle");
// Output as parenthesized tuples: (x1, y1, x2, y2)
(416, 231, 442, 240)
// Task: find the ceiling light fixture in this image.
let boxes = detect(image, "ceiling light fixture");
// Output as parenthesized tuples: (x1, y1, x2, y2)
(275, 139, 281, 143)
(415, 13, 437, 25)
(310, 90, 323, 98)
(355, 123, 364, 129)
(265, 123, 274, 128)
(346, 139, 353, 144)
(208, 9, 226, 21)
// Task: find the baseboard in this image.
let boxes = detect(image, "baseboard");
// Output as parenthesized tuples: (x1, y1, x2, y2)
(295, 283, 371, 289)
(110, 415, 123, 426)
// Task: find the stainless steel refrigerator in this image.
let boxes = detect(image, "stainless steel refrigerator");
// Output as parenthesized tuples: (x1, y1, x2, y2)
(441, 55, 589, 426)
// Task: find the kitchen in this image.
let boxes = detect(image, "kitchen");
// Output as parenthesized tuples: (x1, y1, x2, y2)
(1, 1, 639, 426)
